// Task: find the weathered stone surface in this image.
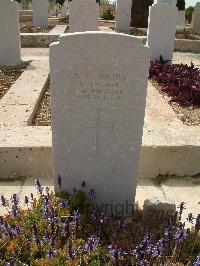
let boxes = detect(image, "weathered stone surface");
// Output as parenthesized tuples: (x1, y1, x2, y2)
(116, 0, 132, 32)
(192, 2, 200, 34)
(0, 0, 21, 65)
(143, 198, 176, 225)
(69, 0, 99, 32)
(32, 0, 48, 27)
(147, 3, 178, 61)
(50, 32, 149, 216)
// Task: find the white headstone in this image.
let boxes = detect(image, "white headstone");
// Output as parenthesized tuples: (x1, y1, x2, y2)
(192, 2, 200, 34)
(69, 0, 99, 33)
(61, 1, 69, 17)
(50, 32, 150, 216)
(177, 10, 185, 27)
(116, 0, 132, 32)
(155, 0, 177, 5)
(32, 0, 49, 27)
(0, 0, 21, 65)
(147, 3, 178, 62)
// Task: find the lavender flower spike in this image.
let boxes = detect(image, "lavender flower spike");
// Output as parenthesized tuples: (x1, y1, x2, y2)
(194, 255, 200, 266)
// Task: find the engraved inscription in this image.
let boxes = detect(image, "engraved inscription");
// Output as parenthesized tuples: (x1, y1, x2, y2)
(72, 73, 128, 102)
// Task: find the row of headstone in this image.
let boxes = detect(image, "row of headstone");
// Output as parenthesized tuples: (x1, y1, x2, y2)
(69, 0, 99, 33)
(0, 0, 177, 65)
(32, 0, 49, 27)
(192, 2, 200, 34)
(147, 2, 178, 62)
(0, 0, 21, 65)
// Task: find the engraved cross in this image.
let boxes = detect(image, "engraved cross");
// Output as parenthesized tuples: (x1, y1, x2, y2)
(83, 108, 115, 157)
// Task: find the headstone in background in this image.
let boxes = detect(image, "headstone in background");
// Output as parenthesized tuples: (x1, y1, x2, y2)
(69, 0, 99, 32)
(60, 1, 69, 17)
(155, 0, 177, 5)
(116, 0, 132, 32)
(50, 32, 150, 216)
(177, 10, 185, 27)
(192, 2, 200, 34)
(147, 3, 178, 62)
(32, 0, 49, 27)
(0, 0, 21, 65)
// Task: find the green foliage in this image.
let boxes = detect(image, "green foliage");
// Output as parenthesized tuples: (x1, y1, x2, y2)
(101, 9, 115, 20)
(185, 6, 194, 23)
(131, 0, 153, 28)
(176, 0, 186, 11)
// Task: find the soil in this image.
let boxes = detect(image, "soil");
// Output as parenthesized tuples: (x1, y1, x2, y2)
(129, 28, 147, 36)
(151, 80, 200, 126)
(0, 62, 29, 101)
(175, 32, 200, 40)
(20, 25, 54, 33)
(98, 21, 115, 27)
(32, 81, 51, 126)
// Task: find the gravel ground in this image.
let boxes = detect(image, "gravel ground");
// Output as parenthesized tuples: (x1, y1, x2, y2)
(0, 63, 29, 101)
(98, 21, 115, 27)
(32, 81, 51, 126)
(20, 25, 54, 33)
(152, 81, 200, 126)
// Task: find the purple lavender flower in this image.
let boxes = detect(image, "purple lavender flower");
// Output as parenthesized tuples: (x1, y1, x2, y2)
(72, 187, 78, 196)
(68, 243, 76, 260)
(72, 211, 80, 226)
(47, 249, 55, 259)
(0, 216, 3, 225)
(194, 255, 200, 266)
(118, 218, 127, 230)
(16, 226, 21, 235)
(44, 195, 49, 206)
(35, 236, 41, 247)
(12, 194, 19, 206)
(175, 226, 189, 244)
(108, 244, 122, 262)
(178, 202, 186, 219)
(82, 181, 86, 188)
(35, 178, 43, 194)
(195, 214, 200, 231)
(84, 235, 99, 252)
(58, 175, 62, 191)
(156, 238, 168, 257)
(11, 206, 19, 217)
(24, 196, 29, 205)
(61, 199, 70, 209)
(187, 213, 195, 223)
(62, 220, 70, 238)
(1, 195, 7, 207)
(89, 188, 96, 200)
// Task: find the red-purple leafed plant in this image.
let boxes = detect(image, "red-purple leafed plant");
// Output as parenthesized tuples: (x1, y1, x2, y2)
(149, 59, 200, 106)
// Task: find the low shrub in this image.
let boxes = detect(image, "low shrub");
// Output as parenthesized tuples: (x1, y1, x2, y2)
(101, 9, 115, 20)
(59, 14, 69, 24)
(149, 58, 200, 106)
(0, 178, 199, 265)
